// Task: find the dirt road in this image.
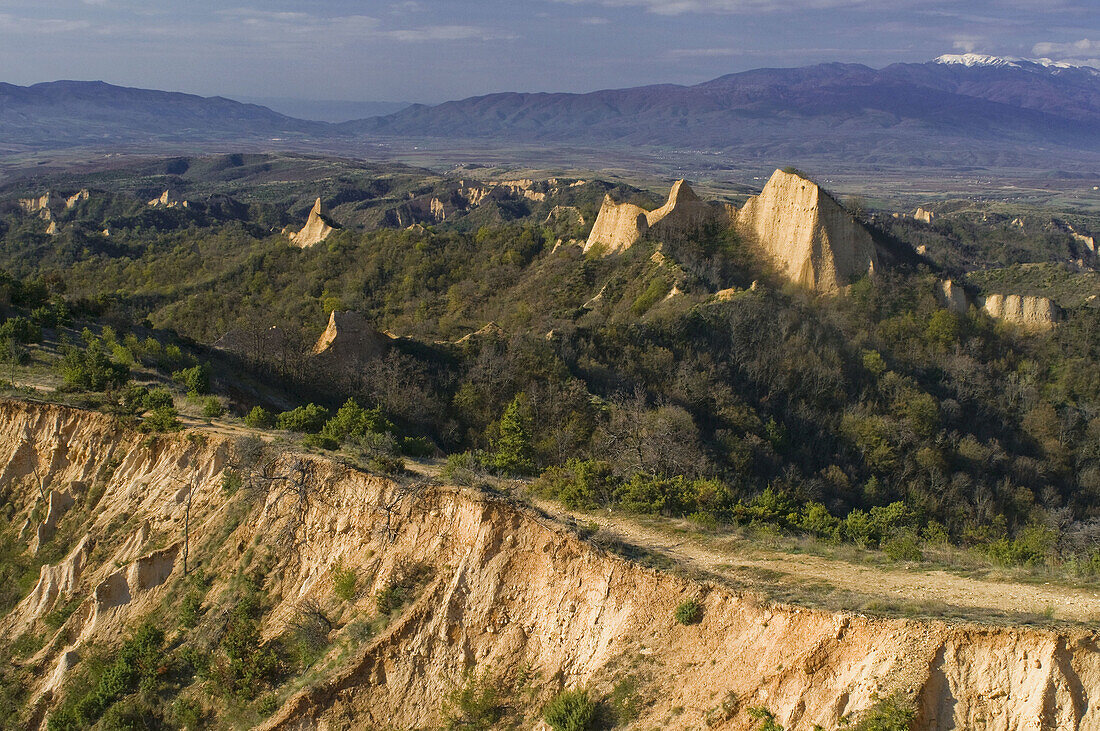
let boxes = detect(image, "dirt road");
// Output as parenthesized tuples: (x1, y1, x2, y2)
(531, 498, 1100, 626)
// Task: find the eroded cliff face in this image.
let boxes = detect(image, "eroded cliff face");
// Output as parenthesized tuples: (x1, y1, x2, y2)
(736, 169, 878, 293)
(584, 180, 729, 255)
(2, 400, 1099, 730)
(936, 279, 1062, 329)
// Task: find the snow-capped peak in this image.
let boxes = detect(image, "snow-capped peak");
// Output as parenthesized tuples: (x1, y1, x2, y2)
(934, 53, 1021, 68)
(934, 53, 1098, 74)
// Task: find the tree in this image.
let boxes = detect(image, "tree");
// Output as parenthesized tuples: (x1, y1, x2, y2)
(491, 392, 534, 475)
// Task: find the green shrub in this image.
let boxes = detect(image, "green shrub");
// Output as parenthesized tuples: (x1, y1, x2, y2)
(257, 694, 278, 717)
(674, 599, 703, 625)
(179, 588, 204, 628)
(748, 706, 785, 731)
(441, 451, 484, 485)
(321, 398, 391, 444)
(401, 435, 436, 457)
(221, 470, 243, 495)
(631, 277, 672, 316)
(244, 406, 275, 429)
(367, 454, 405, 475)
(142, 406, 180, 433)
(48, 623, 164, 730)
(43, 597, 81, 630)
(142, 387, 174, 411)
(276, 404, 328, 434)
(883, 531, 923, 562)
(841, 691, 915, 730)
(0, 316, 41, 343)
(213, 589, 280, 700)
(443, 672, 501, 730)
(201, 396, 225, 418)
(59, 338, 129, 392)
(170, 697, 204, 729)
(987, 524, 1057, 566)
(172, 362, 211, 395)
(543, 689, 597, 731)
(302, 433, 339, 450)
(331, 563, 358, 601)
(375, 561, 432, 614)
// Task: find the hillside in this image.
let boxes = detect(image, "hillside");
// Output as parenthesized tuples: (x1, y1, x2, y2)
(2, 400, 1100, 729)
(0, 155, 1098, 727)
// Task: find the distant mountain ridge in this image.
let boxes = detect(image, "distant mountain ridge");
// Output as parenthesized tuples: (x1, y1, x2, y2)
(346, 57, 1100, 167)
(3, 58, 1100, 168)
(0, 80, 328, 150)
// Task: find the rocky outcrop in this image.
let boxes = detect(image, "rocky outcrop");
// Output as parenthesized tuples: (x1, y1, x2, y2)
(311, 310, 391, 366)
(584, 180, 728, 254)
(147, 190, 187, 209)
(935, 279, 1062, 329)
(736, 169, 878, 293)
(544, 205, 585, 227)
(914, 207, 935, 223)
(1066, 223, 1097, 255)
(65, 190, 89, 209)
(454, 322, 505, 345)
(289, 198, 339, 247)
(584, 196, 650, 254)
(937, 279, 971, 314)
(980, 293, 1061, 329)
(19, 192, 57, 214)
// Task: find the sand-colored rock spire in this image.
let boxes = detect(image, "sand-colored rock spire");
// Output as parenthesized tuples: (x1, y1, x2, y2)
(584, 179, 727, 254)
(736, 169, 878, 293)
(311, 310, 391, 363)
(289, 198, 339, 248)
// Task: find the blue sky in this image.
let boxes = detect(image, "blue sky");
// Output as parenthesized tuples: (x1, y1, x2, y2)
(0, 1, 1097, 102)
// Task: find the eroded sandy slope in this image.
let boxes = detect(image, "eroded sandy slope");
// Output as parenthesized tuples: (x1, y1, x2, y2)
(2, 399, 1099, 730)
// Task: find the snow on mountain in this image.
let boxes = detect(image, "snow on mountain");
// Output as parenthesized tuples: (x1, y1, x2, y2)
(934, 53, 1099, 74)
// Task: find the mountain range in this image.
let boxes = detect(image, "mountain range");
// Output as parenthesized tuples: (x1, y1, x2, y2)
(3, 55, 1100, 168)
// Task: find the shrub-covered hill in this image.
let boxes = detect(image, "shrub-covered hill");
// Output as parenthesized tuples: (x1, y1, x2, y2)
(0, 158, 1099, 569)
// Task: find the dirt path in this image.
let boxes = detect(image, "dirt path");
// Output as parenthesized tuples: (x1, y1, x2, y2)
(532, 498, 1100, 625)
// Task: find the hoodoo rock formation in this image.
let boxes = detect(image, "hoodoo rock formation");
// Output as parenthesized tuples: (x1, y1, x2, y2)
(584, 180, 728, 254)
(65, 189, 89, 210)
(18, 192, 57, 214)
(310, 310, 391, 366)
(289, 198, 339, 248)
(936, 279, 1062, 329)
(736, 169, 879, 293)
(147, 190, 187, 209)
(980, 293, 1062, 329)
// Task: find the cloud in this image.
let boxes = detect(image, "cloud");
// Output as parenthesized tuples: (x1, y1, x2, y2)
(666, 45, 877, 59)
(214, 9, 504, 45)
(383, 25, 503, 42)
(952, 36, 985, 53)
(553, 0, 917, 14)
(666, 47, 741, 58)
(0, 13, 91, 33)
(1032, 38, 1100, 57)
(580, 16, 610, 24)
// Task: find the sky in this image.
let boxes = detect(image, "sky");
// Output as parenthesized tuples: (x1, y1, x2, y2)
(0, 0, 1097, 104)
